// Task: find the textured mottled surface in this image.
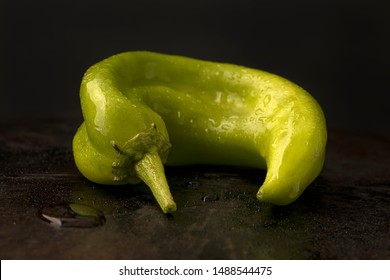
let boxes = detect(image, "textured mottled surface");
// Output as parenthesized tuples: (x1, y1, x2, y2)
(0, 117, 389, 259)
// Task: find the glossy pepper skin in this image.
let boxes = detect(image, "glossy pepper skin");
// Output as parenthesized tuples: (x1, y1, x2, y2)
(73, 51, 327, 213)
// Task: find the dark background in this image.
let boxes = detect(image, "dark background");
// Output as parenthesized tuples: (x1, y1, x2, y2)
(1, 0, 389, 135)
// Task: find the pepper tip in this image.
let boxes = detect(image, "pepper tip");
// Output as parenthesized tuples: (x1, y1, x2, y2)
(162, 202, 177, 214)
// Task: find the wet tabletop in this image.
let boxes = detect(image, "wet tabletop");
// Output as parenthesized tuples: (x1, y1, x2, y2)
(0, 116, 389, 259)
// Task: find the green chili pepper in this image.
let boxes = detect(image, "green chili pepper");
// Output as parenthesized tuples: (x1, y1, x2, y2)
(73, 51, 327, 213)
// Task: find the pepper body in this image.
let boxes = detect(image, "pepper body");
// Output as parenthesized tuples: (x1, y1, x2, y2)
(73, 51, 327, 213)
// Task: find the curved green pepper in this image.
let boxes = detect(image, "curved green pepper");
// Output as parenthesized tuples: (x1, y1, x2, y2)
(73, 51, 327, 213)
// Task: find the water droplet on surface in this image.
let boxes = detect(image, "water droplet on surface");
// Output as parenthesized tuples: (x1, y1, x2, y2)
(187, 181, 201, 189)
(255, 108, 263, 115)
(263, 94, 271, 106)
(38, 203, 105, 228)
(214, 91, 222, 103)
(202, 194, 219, 202)
(220, 123, 232, 131)
(208, 118, 216, 126)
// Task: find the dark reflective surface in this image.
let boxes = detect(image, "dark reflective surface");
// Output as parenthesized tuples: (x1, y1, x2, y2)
(0, 117, 389, 259)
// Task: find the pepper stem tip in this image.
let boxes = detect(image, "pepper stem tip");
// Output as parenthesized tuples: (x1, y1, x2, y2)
(134, 150, 177, 213)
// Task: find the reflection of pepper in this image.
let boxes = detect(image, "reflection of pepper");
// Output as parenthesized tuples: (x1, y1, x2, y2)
(73, 51, 327, 213)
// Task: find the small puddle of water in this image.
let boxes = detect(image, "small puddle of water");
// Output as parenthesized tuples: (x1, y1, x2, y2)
(38, 203, 105, 228)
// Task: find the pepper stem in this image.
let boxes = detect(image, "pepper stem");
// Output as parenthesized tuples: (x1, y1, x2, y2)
(134, 149, 177, 214)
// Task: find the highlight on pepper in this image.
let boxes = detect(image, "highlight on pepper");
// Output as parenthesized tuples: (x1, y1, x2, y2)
(72, 51, 327, 213)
